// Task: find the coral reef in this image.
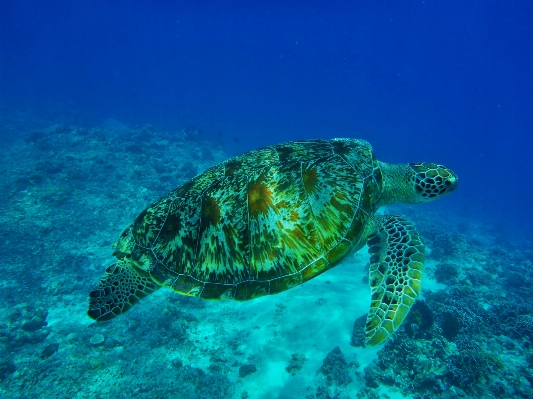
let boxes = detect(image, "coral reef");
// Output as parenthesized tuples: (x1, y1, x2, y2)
(238, 364, 257, 378)
(0, 116, 531, 399)
(433, 262, 459, 285)
(350, 314, 367, 347)
(319, 346, 353, 387)
(363, 286, 532, 398)
(286, 353, 306, 375)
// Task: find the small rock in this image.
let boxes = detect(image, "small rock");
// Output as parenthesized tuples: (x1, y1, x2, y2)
(103, 337, 121, 349)
(89, 334, 105, 346)
(22, 314, 48, 332)
(239, 364, 257, 378)
(40, 343, 60, 359)
(0, 361, 16, 381)
(65, 332, 79, 342)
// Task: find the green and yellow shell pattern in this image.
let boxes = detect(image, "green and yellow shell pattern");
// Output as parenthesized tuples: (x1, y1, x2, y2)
(115, 138, 381, 300)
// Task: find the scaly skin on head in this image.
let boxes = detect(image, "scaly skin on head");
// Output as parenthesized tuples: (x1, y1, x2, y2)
(377, 161, 459, 207)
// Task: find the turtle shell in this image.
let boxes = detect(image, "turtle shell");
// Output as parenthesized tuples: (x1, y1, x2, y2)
(114, 139, 383, 300)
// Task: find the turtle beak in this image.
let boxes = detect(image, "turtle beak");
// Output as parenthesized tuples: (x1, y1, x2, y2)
(445, 173, 459, 193)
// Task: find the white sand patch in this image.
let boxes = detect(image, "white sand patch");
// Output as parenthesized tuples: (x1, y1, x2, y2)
(422, 258, 448, 293)
(46, 292, 94, 329)
(176, 250, 383, 398)
(42, 245, 413, 398)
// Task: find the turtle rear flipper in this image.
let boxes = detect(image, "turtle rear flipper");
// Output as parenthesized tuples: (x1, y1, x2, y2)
(364, 215, 425, 346)
(88, 259, 159, 321)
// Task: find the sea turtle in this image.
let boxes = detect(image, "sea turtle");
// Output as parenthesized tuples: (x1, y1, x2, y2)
(88, 138, 458, 345)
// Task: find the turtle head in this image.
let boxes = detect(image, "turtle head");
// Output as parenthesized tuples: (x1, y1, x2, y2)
(378, 161, 458, 206)
(409, 162, 458, 203)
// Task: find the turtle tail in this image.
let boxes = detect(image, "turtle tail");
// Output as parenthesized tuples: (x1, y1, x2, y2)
(88, 259, 159, 321)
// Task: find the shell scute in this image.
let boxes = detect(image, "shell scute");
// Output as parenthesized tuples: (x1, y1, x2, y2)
(247, 159, 325, 281)
(130, 196, 174, 248)
(152, 196, 200, 274)
(273, 140, 330, 162)
(224, 147, 279, 175)
(195, 174, 250, 284)
(234, 280, 270, 300)
(171, 275, 203, 296)
(303, 155, 363, 249)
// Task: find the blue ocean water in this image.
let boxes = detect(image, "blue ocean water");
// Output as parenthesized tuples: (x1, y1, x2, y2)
(1, 1, 532, 398)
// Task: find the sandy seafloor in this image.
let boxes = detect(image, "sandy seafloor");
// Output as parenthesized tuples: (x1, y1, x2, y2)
(1, 111, 532, 399)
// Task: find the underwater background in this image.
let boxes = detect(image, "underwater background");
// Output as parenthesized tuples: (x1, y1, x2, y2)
(0, 1, 532, 398)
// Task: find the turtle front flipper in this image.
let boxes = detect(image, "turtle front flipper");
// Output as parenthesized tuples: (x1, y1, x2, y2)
(88, 259, 159, 321)
(364, 215, 425, 346)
